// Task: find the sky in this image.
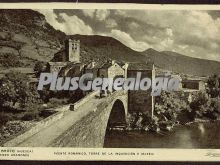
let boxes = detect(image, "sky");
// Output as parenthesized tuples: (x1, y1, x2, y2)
(38, 9, 220, 62)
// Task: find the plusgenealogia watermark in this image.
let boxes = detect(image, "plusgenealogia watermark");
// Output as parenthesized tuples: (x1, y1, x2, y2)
(37, 72, 180, 96)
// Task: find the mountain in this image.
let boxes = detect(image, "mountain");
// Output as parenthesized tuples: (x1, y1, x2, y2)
(0, 9, 65, 67)
(142, 48, 220, 76)
(0, 9, 147, 67)
(67, 34, 147, 64)
(0, 9, 219, 77)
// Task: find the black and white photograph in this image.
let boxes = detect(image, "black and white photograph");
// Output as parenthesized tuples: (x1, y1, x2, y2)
(0, 3, 219, 161)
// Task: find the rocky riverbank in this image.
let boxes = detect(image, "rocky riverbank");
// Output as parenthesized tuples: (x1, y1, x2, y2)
(109, 114, 220, 134)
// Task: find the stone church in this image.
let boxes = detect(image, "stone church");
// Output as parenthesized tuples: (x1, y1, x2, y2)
(49, 38, 126, 79)
(48, 39, 85, 77)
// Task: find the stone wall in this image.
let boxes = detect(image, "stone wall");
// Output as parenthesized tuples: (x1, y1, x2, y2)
(49, 62, 68, 73)
(108, 64, 124, 79)
(3, 91, 128, 148)
(127, 69, 154, 117)
(70, 91, 99, 110)
(3, 110, 65, 147)
(3, 92, 98, 147)
(50, 91, 128, 148)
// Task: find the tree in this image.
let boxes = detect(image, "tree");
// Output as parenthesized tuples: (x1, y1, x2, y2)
(207, 74, 220, 98)
(189, 91, 220, 120)
(0, 71, 41, 111)
(190, 91, 211, 117)
(154, 91, 188, 123)
(34, 61, 48, 77)
(211, 97, 220, 113)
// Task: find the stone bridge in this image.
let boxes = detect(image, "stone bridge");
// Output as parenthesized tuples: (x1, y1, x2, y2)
(4, 90, 128, 148)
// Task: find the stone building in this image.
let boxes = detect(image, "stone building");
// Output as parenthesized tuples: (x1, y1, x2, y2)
(47, 39, 85, 102)
(99, 60, 125, 79)
(84, 60, 125, 80)
(49, 39, 83, 74)
(181, 79, 205, 91)
(127, 62, 155, 118)
(84, 61, 103, 79)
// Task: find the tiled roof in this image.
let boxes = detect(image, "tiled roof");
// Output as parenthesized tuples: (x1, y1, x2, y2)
(100, 62, 112, 69)
(58, 62, 84, 76)
(86, 60, 124, 70)
(85, 61, 104, 69)
(51, 49, 68, 62)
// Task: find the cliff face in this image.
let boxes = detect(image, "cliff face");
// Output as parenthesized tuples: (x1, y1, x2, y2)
(0, 9, 65, 67)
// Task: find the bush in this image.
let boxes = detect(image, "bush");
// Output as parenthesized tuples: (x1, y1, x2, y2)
(154, 91, 188, 123)
(0, 120, 34, 142)
(38, 87, 53, 102)
(126, 112, 152, 130)
(47, 98, 68, 108)
(34, 61, 48, 77)
(0, 112, 13, 127)
(190, 91, 211, 117)
(211, 97, 220, 113)
(189, 91, 220, 120)
(0, 53, 21, 67)
(207, 74, 220, 98)
(22, 110, 40, 121)
(0, 71, 41, 111)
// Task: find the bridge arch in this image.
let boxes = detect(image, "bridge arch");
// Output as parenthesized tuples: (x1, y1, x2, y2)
(106, 99, 127, 129)
(51, 91, 128, 148)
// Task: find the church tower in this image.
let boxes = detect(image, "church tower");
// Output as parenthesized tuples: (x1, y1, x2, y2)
(66, 39, 80, 63)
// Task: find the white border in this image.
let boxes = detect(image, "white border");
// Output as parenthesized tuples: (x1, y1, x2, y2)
(0, 147, 220, 161)
(0, 3, 219, 10)
(0, 3, 219, 161)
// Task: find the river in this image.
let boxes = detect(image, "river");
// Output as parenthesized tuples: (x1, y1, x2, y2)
(104, 121, 220, 148)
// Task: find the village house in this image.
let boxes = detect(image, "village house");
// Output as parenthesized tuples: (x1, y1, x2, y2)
(84, 60, 126, 79)
(179, 78, 206, 103)
(181, 78, 206, 91)
(84, 61, 103, 79)
(99, 60, 125, 79)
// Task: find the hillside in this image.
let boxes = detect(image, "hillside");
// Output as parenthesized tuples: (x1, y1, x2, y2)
(0, 9, 147, 67)
(0, 9, 65, 68)
(0, 9, 219, 77)
(67, 34, 147, 64)
(143, 48, 220, 76)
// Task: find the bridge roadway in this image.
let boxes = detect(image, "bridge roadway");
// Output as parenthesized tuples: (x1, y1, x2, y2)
(16, 94, 106, 147)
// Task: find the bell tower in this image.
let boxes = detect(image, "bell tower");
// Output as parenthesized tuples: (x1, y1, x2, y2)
(66, 39, 80, 63)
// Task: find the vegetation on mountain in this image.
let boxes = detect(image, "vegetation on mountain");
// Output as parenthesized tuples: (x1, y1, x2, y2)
(143, 49, 220, 76)
(34, 61, 49, 77)
(1, 9, 220, 77)
(0, 53, 22, 67)
(0, 9, 65, 67)
(0, 71, 41, 111)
